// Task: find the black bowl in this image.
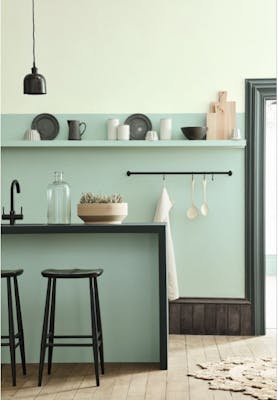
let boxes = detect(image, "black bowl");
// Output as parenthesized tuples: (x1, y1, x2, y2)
(181, 127, 207, 140)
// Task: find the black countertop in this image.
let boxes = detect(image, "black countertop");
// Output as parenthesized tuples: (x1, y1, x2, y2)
(1, 223, 166, 235)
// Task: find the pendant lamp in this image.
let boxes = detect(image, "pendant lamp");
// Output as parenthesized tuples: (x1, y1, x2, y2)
(23, 0, 46, 94)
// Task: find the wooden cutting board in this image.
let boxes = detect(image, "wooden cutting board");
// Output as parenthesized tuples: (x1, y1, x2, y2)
(206, 91, 236, 140)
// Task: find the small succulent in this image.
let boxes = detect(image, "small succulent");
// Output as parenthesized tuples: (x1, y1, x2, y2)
(80, 192, 123, 204)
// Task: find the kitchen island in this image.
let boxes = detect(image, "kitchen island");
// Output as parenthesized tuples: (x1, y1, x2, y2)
(1, 223, 167, 369)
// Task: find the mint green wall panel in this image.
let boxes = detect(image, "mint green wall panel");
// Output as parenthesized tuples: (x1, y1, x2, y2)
(266, 255, 277, 276)
(1, 112, 246, 362)
(1, 113, 246, 297)
(1, 113, 245, 140)
(1, 234, 159, 363)
(1, 149, 245, 298)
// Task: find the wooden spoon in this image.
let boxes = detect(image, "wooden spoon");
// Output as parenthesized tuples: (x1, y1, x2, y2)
(187, 177, 198, 220)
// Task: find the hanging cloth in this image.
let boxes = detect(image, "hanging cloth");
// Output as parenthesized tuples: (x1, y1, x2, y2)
(153, 186, 179, 300)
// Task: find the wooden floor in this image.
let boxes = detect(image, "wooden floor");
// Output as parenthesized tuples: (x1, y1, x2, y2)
(1, 331, 276, 400)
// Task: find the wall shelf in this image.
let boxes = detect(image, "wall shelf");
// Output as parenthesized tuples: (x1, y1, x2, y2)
(1, 140, 246, 149)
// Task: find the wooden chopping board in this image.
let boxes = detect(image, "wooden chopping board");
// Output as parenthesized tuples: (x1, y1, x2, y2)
(206, 91, 236, 140)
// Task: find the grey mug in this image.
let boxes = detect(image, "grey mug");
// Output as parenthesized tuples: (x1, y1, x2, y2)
(67, 120, 87, 140)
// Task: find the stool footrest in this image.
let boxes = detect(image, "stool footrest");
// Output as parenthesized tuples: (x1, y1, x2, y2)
(48, 334, 102, 339)
(46, 336, 101, 347)
(52, 335, 93, 339)
(1, 333, 19, 339)
(47, 342, 101, 347)
(1, 341, 20, 349)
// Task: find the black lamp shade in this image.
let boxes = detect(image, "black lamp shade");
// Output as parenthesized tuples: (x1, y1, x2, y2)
(24, 66, 46, 95)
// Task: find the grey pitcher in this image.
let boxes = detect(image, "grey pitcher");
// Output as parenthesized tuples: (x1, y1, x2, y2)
(67, 120, 87, 140)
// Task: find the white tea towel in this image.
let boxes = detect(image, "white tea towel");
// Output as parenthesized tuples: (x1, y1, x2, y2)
(154, 187, 179, 300)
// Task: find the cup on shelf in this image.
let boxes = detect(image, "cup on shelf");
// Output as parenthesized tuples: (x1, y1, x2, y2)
(24, 129, 41, 141)
(159, 118, 172, 140)
(117, 125, 130, 140)
(231, 128, 241, 140)
(107, 118, 120, 140)
(145, 131, 158, 141)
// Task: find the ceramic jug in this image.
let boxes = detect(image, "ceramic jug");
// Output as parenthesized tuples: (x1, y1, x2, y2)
(67, 120, 87, 140)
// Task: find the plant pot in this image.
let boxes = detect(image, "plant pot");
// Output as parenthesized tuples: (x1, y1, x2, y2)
(77, 203, 128, 224)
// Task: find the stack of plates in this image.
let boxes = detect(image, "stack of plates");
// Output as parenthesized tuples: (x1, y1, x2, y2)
(124, 114, 152, 140)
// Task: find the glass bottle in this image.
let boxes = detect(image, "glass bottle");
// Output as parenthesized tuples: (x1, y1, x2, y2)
(47, 171, 71, 224)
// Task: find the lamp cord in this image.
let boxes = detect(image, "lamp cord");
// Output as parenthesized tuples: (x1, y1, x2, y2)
(32, 0, 36, 67)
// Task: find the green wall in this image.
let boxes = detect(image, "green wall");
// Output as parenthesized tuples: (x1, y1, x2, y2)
(1, 113, 246, 362)
(2, 113, 245, 299)
(1, 234, 160, 363)
(266, 255, 277, 276)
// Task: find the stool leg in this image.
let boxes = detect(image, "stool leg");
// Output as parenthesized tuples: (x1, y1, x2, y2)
(14, 276, 26, 375)
(7, 277, 16, 386)
(38, 278, 52, 386)
(89, 278, 100, 386)
(48, 278, 56, 375)
(94, 277, 104, 374)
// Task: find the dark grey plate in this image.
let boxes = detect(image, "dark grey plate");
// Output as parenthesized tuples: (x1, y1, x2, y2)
(31, 113, 60, 140)
(124, 114, 152, 140)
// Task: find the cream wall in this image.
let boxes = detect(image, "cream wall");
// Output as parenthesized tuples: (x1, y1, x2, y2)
(1, 0, 276, 114)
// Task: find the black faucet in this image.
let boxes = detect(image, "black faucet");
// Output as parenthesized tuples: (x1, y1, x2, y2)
(2, 180, 24, 225)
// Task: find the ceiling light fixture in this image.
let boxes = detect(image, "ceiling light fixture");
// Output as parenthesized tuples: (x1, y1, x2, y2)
(23, 0, 46, 95)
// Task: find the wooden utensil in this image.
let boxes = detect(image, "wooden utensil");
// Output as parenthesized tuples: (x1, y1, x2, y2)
(206, 112, 218, 139)
(206, 91, 236, 140)
(187, 176, 198, 220)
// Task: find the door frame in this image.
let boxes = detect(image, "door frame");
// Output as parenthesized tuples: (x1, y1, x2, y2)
(245, 78, 276, 335)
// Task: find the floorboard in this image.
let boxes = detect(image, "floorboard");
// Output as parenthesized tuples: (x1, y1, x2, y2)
(1, 332, 276, 400)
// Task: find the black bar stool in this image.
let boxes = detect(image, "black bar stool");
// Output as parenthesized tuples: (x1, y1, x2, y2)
(1, 269, 26, 386)
(38, 268, 104, 387)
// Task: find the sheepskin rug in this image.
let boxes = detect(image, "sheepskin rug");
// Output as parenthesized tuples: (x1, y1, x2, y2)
(188, 357, 276, 400)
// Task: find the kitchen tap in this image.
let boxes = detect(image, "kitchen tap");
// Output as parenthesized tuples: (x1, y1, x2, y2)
(2, 180, 24, 225)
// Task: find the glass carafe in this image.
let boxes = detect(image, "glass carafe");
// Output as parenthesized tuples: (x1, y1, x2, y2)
(47, 171, 71, 224)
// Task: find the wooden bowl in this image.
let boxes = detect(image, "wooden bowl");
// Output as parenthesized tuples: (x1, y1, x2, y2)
(77, 203, 128, 224)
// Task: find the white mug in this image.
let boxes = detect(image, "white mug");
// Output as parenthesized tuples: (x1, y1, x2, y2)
(159, 118, 172, 140)
(24, 129, 41, 141)
(145, 130, 158, 141)
(117, 125, 130, 140)
(107, 118, 119, 140)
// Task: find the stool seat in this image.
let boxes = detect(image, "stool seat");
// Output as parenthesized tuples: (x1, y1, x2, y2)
(41, 268, 103, 279)
(1, 269, 24, 278)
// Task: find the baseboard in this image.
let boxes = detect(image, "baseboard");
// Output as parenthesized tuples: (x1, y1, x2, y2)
(169, 297, 252, 335)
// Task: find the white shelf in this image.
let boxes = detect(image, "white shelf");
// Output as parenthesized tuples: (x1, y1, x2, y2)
(1, 140, 246, 148)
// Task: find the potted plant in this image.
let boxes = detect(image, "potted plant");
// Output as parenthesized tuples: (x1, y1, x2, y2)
(77, 193, 128, 224)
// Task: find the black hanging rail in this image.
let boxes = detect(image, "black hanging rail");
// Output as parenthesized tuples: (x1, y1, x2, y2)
(126, 170, 232, 176)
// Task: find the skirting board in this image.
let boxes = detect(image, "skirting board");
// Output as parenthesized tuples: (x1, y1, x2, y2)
(169, 298, 251, 335)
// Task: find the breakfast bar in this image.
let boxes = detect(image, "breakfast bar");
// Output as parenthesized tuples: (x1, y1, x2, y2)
(1, 223, 168, 369)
